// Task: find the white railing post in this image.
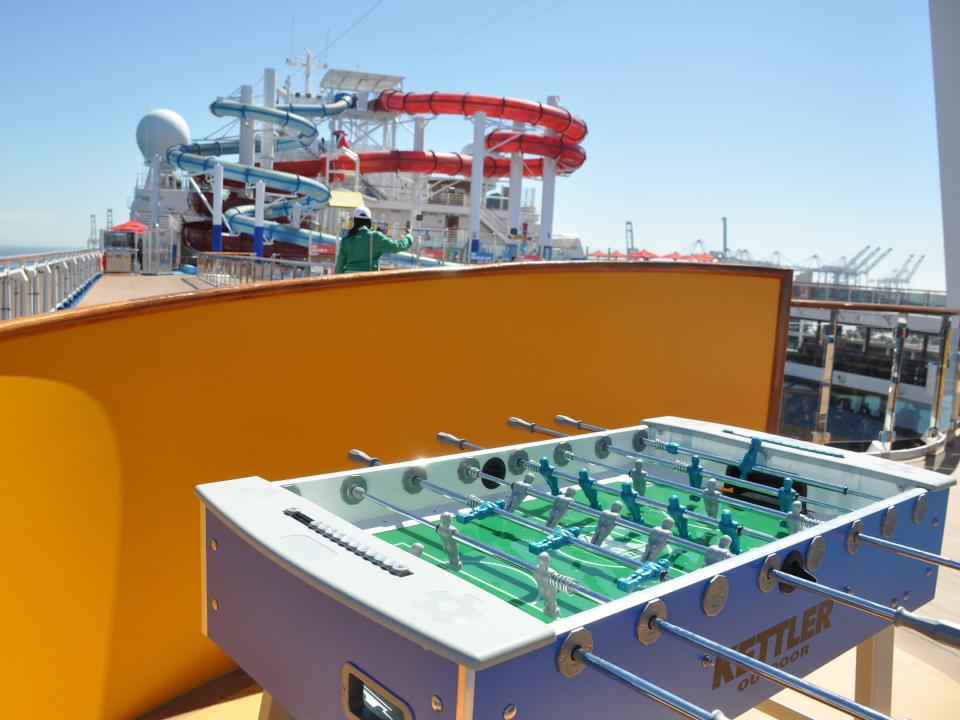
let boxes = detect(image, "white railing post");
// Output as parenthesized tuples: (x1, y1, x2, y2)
(1, 265, 10, 321)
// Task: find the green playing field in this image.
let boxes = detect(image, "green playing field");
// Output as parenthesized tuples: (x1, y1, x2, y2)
(374, 474, 789, 622)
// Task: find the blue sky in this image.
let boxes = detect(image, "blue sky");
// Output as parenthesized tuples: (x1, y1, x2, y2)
(0, 0, 946, 289)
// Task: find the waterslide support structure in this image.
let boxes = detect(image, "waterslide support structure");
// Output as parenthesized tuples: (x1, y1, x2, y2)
(508, 121, 524, 238)
(262, 69, 276, 171)
(468, 111, 487, 262)
(211, 163, 224, 252)
(150, 154, 160, 229)
(239, 85, 254, 169)
(254, 181, 265, 257)
(540, 96, 560, 258)
(412, 117, 426, 260)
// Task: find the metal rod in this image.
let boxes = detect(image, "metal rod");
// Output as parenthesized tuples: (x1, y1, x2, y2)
(560, 448, 789, 521)
(552, 414, 881, 501)
(473, 469, 707, 556)
(538, 461, 775, 542)
(653, 618, 894, 720)
(770, 569, 960, 649)
(414, 475, 654, 572)
(770, 570, 895, 620)
(608, 443, 849, 515)
(857, 533, 960, 571)
(721, 428, 844, 458)
(508, 416, 568, 437)
(357, 487, 611, 604)
(572, 647, 730, 720)
(437, 433, 707, 554)
(528, 419, 849, 513)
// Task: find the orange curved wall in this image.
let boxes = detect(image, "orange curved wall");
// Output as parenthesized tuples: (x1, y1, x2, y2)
(0, 262, 789, 718)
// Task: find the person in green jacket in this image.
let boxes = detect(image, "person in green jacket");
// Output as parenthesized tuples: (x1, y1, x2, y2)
(335, 206, 413, 274)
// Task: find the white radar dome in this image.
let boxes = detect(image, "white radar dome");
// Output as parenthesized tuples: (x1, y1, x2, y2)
(136, 109, 191, 161)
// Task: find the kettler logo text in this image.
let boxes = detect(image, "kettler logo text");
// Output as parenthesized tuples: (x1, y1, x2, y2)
(712, 599, 834, 691)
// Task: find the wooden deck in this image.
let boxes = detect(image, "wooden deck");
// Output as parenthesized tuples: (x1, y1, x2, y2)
(139, 454, 960, 720)
(77, 274, 211, 307)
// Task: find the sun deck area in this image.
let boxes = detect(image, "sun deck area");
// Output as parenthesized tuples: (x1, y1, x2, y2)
(77, 274, 211, 306)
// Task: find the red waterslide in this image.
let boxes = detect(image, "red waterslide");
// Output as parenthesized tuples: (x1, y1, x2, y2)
(275, 90, 587, 181)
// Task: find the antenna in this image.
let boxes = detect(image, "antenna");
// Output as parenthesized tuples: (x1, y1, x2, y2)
(625, 221, 635, 253)
(286, 50, 325, 95)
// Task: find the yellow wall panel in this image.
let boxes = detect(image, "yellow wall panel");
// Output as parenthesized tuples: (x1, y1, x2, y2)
(0, 263, 789, 718)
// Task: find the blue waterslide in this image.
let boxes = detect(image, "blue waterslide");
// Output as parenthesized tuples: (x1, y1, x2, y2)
(166, 94, 358, 249)
(166, 92, 447, 267)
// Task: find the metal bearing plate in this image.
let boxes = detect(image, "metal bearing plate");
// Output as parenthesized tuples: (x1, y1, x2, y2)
(912, 493, 928, 525)
(636, 598, 667, 645)
(402, 466, 426, 494)
(458, 458, 480, 484)
(846, 520, 863, 554)
(702, 575, 729, 617)
(595, 435, 612, 459)
(554, 442, 573, 467)
(758, 554, 781, 593)
(806, 535, 826, 572)
(340, 475, 367, 505)
(632, 428, 648, 452)
(557, 627, 593, 678)
(508, 449, 529, 475)
(881, 506, 898, 539)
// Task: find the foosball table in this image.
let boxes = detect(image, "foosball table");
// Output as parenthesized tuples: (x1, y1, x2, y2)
(196, 416, 958, 720)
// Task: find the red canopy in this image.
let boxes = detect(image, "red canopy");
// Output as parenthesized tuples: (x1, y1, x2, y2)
(109, 219, 147, 233)
(608, 249, 627, 258)
(660, 251, 684, 260)
(685, 253, 717, 263)
(628, 249, 658, 259)
(588, 249, 610, 257)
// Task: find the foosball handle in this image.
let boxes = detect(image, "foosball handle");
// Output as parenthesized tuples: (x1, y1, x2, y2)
(508, 417, 536, 432)
(554, 414, 582, 429)
(347, 449, 381, 467)
(894, 608, 960, 649)
(437, 432, 468, 449)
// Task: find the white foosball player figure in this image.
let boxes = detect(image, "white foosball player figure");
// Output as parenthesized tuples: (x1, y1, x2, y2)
(642, 517, 674, 562)
(437, 512, 463, 570)
(705, 534, 734, 565)
(534, 551, 560, 619)
(591, 500, 623, 545)
(504, 473, 535, 513)
(629, 460, 647, 495)
(787, 500, 806, 534)
(703, 478, 721, 518)
(546, 486, 578, 528)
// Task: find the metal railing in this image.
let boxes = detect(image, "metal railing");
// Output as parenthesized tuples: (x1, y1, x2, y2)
(781, 299, 960, 451)
(1, 249, 102, 320)
(793, 282, 947, 308)
(196, 252, 331, 288)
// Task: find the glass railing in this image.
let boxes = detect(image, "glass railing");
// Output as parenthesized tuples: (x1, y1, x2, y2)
(781, 299, 959, 451)
(792, 282, 947, 308)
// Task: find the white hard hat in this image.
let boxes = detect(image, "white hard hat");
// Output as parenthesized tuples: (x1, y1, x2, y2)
(353, 206, 371, 219)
